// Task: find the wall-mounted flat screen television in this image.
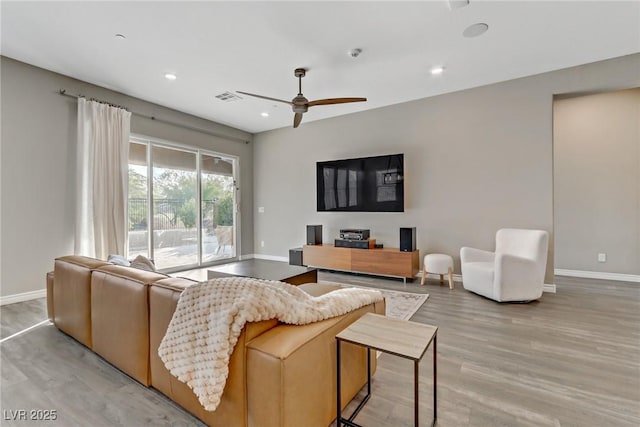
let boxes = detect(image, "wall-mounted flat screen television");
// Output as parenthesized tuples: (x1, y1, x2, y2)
(317, 153, 404, 212)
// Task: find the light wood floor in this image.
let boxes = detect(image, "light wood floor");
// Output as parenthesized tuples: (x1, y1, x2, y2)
(1, 271, 638, 426)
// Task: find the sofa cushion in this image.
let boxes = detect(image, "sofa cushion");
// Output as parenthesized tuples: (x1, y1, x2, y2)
(130, 254, 157, 271)
(107, 254, 131, 266)
(297, 282, 343, 297)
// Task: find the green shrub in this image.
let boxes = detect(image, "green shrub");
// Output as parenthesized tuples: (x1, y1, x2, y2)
(215, 196, 234, 226)
(178, 199, 197, 229)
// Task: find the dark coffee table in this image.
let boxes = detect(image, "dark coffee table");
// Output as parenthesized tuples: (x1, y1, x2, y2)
(207, 259, 318, 285)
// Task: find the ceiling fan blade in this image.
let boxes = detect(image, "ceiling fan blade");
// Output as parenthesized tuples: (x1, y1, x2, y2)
(293, 112, 303, 128)
(236, 91, 292, 105)
(307, 97, 367, 107)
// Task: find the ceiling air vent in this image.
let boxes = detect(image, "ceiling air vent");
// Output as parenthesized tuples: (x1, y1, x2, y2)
(215, 91, 242, 102)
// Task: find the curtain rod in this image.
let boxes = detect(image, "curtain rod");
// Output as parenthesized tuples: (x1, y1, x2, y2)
(58, 89, 250, 144)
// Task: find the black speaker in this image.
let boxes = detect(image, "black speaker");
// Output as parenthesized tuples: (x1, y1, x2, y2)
(306, 225, 323, 245)
(399, 227, 416, 252)
(289, 248, 303, 266)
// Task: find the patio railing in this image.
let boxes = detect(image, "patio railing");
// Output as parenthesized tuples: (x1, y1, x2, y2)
(128, 198, 216, 231)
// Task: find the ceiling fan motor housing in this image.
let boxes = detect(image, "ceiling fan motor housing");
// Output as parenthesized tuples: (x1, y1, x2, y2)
(292, 95, 309, 112)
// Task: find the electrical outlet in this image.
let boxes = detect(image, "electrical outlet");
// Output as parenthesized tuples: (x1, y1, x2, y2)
(258, 207, 265, 213)
(261, 241, 265, 248)
(597, 253, 606, 262)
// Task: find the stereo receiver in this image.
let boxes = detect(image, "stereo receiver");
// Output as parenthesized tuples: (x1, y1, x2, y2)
(334, 238, 376, 249)
(338, 229, 370, 240)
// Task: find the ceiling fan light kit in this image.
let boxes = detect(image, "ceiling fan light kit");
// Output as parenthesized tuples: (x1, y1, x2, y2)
(238, 68, 367, 128)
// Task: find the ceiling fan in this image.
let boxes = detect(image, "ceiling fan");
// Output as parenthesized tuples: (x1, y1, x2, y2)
(237, 68, 367, 128)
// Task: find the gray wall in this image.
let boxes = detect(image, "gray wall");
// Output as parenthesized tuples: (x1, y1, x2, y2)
(253, 54, 640, 283)
(0, 57, 253, 298)
(554, 88, 639, 275)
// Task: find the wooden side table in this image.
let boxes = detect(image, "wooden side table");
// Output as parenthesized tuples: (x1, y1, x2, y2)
(336, 313, 438, 427)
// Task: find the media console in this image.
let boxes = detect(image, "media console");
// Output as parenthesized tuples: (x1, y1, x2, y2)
(303, 244, 419, 283)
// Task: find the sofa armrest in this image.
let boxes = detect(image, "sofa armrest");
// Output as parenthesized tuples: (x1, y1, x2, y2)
(495, 253, 542, 301)
(148, 278, 280, 427)
(460, 247, 495, 264)
(52, 256, 110, 347)
(245, 300, 384, 427)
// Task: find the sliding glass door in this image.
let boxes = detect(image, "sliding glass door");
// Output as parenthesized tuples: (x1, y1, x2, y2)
(128, 141, 150, 260)
(151, 145, 198, 269)
(127, 137, 238, 271)
(201, 153, 236, 263)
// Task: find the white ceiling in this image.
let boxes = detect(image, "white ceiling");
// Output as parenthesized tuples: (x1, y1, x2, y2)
(1, 1, 639, 134)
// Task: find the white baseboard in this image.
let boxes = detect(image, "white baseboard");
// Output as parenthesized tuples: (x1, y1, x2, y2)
(1, 289, 46, 306)
(418, 272, 556, 293)
(252, 254, 289, 263)
(555, 269, 640, 283)
(238, 254, 289, 263)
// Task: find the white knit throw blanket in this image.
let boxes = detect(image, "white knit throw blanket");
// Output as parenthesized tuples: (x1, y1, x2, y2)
(157, 277, 383, 411)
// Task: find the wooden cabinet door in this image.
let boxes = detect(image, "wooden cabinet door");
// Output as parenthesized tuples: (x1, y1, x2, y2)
(303, 245, 352, 271)
(352, 249, 415, 278)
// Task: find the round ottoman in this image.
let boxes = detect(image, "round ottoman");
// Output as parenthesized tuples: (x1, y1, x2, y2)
(421, 253, 454, 289)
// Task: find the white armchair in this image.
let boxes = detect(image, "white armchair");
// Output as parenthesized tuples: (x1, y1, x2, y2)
(460, 228, 549, 302)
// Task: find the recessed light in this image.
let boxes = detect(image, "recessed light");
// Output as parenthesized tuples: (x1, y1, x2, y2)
(347, 48, 362, 58)
(261, 112, 269, 117)
(164, 73, 177, 81)
(430, 66, 445, 75)
(463, 23, 489, 38)
(115, 33, 126, 39)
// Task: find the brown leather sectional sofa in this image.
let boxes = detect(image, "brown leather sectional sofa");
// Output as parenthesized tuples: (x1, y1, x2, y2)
(46, 255, 385, 427)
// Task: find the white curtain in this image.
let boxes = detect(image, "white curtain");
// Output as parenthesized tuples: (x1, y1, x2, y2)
(75, 98, 131, 259)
